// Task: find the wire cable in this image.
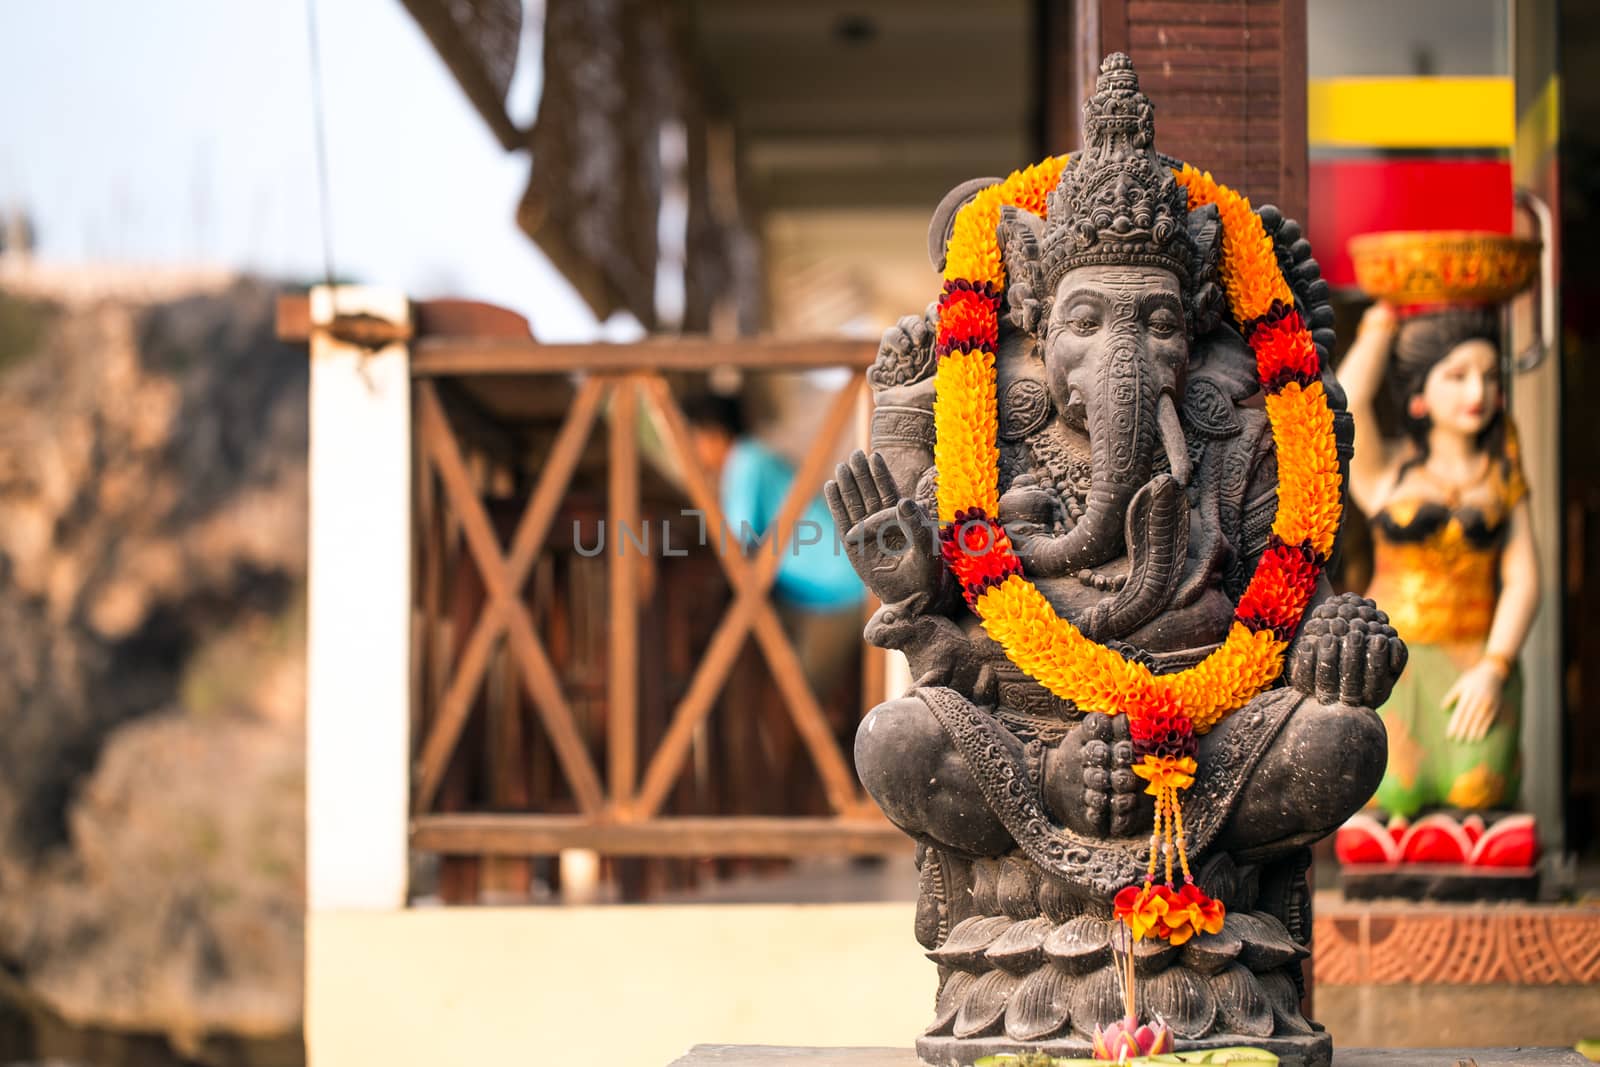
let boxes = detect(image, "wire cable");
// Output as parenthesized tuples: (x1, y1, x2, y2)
(305, 0, 337, 289)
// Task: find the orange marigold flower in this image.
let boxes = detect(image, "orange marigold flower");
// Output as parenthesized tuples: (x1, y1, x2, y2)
(932, 348, 1000, 521)
(1133, 754, 1198, 794)
(1114, 884, 1171, 942)
(992, 155, 1070, 219)
(1267, 381, 1341, 557)
(1170, 625, 1289, 731)
(1170, 883, 1227, 937)
(1030, 155, 1070, 199)
(944, 188, 1005, 286)
(1177, 165, 1293, 321)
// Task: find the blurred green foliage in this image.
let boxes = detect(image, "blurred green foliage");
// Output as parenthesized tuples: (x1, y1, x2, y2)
(0, 290, 56, 371)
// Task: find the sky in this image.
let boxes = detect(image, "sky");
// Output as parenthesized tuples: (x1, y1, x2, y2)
(0, 0, 619, 341)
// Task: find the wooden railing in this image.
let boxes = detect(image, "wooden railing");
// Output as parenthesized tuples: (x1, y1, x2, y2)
(280, 295, 912, 879)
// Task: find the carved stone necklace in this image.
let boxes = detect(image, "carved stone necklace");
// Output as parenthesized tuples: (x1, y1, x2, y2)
(1415, 451, 1494, 508)
(1025, 424, 1092, 526)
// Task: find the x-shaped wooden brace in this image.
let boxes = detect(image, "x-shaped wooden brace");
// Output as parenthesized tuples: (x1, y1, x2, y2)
(413, 371, 869, 822)
(631, 374, 868, 819)
(413, 377, 609, 815)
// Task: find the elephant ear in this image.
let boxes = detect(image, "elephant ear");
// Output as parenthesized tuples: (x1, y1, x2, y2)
(1187, 202, 1223, 274)
(1185, 203, 1227, 339)
(927, 176, 1002, 272)
(997, 206, 1047, 335)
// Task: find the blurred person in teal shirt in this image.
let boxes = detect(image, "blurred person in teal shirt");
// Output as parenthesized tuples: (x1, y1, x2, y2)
(683, 394, 865, 709)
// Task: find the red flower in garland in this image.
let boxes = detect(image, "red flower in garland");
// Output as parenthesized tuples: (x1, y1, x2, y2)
(1130, 709, 1198, 761)
(1249, 301, 1320, 392)
(1235, 536, 1320, 640)
(936, 284, 1001, 354)
(938, 509, 1021, 604)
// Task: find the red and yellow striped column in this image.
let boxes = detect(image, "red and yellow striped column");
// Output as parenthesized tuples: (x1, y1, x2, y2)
(1309, 76, 1516, 287)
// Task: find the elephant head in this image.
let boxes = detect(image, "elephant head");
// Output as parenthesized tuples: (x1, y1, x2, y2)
(993, 198, 1223, 580)
(988, 53, 1225, 580)
(1039, 262, 1192, 566)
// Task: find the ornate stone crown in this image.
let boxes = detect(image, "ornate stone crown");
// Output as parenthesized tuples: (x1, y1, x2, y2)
(1040, 53, 1195, 293)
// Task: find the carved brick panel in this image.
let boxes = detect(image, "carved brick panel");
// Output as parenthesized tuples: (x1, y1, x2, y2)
(1314, 903, 1600, 986)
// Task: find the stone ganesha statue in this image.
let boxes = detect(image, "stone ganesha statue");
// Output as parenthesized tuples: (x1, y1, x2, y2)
(825, 55, 1404, 1066)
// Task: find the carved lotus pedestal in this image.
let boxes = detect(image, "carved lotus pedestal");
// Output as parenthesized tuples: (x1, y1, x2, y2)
(913, 849, 1329, 1067)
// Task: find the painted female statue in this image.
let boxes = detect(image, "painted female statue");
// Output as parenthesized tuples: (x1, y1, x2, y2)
(1335, 232, 1542, 875)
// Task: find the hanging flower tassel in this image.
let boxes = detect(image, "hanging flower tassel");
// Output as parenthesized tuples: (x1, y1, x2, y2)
(1111, 717, 1226, 945)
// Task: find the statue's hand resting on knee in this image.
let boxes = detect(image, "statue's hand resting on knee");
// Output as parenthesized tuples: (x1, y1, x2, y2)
(825, 450, 948, 610)
(1287, 592, 1407, 709)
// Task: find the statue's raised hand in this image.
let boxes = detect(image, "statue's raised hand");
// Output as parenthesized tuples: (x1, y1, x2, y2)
(881, 309, 933, 363)
(825, 450, 944, 608)
(1288, 592, 1407, 708)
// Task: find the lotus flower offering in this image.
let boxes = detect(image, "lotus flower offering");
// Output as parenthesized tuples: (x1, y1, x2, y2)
(977, 1050, 1280, 1065)
(1092, 1015, 1174, 1060)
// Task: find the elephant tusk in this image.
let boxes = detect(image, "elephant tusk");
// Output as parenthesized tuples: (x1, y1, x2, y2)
(1156, 391, 1191, 488)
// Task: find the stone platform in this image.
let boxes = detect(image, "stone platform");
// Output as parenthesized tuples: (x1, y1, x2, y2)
(1339, 866, 1540, 903)
(671, 1045, 1590, 1066)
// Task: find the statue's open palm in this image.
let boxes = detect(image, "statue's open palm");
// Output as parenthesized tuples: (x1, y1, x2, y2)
(825, 450, 944, 607)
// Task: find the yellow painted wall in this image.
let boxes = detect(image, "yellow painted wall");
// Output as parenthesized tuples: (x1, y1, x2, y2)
(308, 903, 928, 1067)
(1308, 77, 1514, 148)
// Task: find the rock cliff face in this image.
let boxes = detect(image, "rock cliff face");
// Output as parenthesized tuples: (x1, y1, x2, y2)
(0, 273, 307, 1059)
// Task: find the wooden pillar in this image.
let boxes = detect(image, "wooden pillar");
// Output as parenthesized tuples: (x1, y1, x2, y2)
(608, 377, 641, 814)
(306, 285, 413, 911)
(1512, 0, 1566, 856)
(1048, 0, 1309, 227)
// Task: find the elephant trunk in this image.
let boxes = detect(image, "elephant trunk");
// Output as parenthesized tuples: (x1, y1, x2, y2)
(1032, 341, 1156, 573)
(1080, 474, 1190, 641)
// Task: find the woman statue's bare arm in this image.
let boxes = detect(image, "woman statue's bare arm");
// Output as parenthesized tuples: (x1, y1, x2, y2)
(1445, 500, 1541, 742)
(1337, 303, 1400, 514)
(1486, 499, 1542, 667)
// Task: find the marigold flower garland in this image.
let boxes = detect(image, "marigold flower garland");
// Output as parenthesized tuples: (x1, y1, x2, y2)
(931, 158, 1342, 944)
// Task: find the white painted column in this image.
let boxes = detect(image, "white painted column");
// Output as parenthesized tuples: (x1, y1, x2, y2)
(306, 285, 413, 910)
